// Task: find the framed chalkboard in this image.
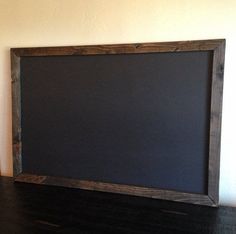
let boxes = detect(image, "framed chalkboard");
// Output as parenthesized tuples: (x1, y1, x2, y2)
(11, 39, 225, 206)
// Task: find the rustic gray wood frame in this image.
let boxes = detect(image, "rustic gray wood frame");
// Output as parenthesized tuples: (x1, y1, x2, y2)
(11, 39, 225, 206)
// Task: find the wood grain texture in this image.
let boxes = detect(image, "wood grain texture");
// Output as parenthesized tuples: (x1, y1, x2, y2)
(15, 173, 215, 206)
(208, 39, 226, 204)
(1, 176, 236, 233)
(11, 39, 225, 207)
(11, 50, 22, 177)
(11, 39, 225, 57)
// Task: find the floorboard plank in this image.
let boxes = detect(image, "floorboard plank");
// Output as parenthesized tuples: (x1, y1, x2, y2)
(0, 176, 236, 233)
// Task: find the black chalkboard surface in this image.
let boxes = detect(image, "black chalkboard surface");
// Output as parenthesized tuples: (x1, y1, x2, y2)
(11, 39, 225, 206)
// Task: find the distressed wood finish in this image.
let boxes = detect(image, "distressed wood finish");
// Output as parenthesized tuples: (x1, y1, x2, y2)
(15, 173, 215, 206)
(11, 51, 22, 176)
(208, 40, 226, 204)
(11, 39, 224, 57)
(11, 39, 225, 207)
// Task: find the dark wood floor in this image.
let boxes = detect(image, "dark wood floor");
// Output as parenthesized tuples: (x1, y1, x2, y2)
(0, 176, 236, 234)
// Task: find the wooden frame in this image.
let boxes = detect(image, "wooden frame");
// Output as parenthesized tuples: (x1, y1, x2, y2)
(11, 39, 225, 206)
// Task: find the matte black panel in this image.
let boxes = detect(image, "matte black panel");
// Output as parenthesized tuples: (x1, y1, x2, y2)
(21, 51, 213, 194)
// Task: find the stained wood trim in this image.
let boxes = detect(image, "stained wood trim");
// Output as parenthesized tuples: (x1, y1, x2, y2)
(11, 39, 225, 57)
(11, 39, 225, 207)
(11, 50, 22, 177)
(208, 40, 226, 205)
(15, 173, 215, 206)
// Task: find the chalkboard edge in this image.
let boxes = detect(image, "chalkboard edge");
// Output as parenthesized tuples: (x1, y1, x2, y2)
(208, 39, 226, 205)
(11, 49, 22, 177)
(14, 173, 216, 207)
(11, 39, 225, 56)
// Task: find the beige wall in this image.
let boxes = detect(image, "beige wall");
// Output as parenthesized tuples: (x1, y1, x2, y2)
(0, 0, 236, 206)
